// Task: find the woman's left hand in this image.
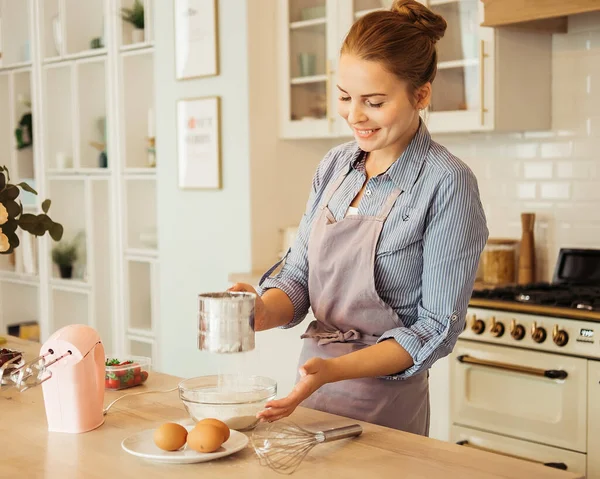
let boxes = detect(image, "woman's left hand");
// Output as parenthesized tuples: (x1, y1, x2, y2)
(257, 357, 335, 422)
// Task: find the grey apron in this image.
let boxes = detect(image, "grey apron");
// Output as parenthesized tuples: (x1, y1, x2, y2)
(297, 167, 430, 435)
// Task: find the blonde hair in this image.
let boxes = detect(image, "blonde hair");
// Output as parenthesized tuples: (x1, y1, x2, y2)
(341, 0, 447, 104)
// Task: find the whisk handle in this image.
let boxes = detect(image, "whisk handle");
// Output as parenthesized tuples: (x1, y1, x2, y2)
(321, 424, 363, 442)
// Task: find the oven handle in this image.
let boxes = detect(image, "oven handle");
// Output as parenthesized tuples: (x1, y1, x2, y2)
(456, 355, 568, 380)
(456, 440, 568, 470)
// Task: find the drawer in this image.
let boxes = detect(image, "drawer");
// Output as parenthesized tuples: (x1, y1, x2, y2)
(451, 425, 587, 478)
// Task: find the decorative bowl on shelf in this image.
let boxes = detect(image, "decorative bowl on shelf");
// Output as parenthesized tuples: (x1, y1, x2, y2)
(178, 375, 277, 431)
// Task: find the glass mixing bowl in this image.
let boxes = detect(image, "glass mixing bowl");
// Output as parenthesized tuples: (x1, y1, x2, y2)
(178, 375, 277, 431)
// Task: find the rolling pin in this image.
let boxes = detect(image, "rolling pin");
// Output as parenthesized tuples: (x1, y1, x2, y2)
(518, 213, 536, 285)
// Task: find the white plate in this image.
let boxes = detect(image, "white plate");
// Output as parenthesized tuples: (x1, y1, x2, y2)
(121, 425, 249, 464)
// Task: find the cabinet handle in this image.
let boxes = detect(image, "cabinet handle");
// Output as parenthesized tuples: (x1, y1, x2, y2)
(479, 40, 489, 125)
(456, 441, 567, 470)
(456, 355, 568, 380)
(326, 59, 334, 132)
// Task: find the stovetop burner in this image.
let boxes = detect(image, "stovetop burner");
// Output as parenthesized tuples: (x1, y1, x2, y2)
(472, 282, 600, 311)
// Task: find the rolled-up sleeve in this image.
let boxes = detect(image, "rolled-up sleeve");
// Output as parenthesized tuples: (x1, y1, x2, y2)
(256, 151, 334, 328)
(377, 167, 489, 379)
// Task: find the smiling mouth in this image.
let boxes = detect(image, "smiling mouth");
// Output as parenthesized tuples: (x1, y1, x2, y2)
(354, 128, 380, 138)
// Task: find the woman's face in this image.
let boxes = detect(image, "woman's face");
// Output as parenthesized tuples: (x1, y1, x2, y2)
(337, 54, 430, 155)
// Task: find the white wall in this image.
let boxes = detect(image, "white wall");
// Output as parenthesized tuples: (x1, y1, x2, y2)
(154, 0, 253, 378)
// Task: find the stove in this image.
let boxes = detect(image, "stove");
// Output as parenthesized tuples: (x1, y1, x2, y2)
(472, 282, 600, 311)
(469, 248, 600, 321)
(448, 247, 600, 478)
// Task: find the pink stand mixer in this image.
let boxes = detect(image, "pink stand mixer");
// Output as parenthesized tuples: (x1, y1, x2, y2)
(2, 324, 106, 434)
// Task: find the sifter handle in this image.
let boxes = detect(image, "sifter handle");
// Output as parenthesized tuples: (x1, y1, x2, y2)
(320, 424, 363, 442)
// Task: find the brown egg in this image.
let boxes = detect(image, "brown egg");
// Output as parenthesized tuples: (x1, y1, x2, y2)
(195, 418, 230, 442)
(187, 424, 225, 453)
(153, 422, 188, 451)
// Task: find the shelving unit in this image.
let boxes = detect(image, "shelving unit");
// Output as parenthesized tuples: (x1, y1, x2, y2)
(0, 0, 158, 363)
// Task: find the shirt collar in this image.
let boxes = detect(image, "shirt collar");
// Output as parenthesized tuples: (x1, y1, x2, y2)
(349, 119, 431, 193)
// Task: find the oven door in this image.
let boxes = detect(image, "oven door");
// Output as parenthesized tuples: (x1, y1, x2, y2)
(588, 360, 600, 478)
(451, 339, 587, 453)
(451, 426, 587, 477)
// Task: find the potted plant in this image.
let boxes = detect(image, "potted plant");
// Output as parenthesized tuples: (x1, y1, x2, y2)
(121, 0, 145, 44)
(0, 166, 63, 255)
(51, 239, 78, 279)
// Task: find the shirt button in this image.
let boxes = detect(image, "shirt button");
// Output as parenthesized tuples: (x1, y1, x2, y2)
(365, 189, 372, 196)
(450, 313, 459, 322)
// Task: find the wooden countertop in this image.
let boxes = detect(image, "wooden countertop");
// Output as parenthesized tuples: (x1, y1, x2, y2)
(1, 336, 582, 479)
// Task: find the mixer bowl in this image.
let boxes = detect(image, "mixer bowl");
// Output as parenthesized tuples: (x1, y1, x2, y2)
(178, 375, 277, 431)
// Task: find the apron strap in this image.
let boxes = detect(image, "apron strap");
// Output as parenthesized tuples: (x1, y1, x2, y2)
(321, 167, 351, 210)
(376, 187, 403, 221)
(258, 248, 291, 286)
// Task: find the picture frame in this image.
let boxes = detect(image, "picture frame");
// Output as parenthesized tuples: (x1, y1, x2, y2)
(177, 96, 222, 190)
(174, 0, 219, 80)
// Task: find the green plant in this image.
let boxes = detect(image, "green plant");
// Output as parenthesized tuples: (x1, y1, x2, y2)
(0, 166, 63, 255)
(121, 0, 144, 29)
(51, 240, 78, 266)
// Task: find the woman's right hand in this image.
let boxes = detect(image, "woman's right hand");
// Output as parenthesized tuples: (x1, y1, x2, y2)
(227, 283, 268, 331)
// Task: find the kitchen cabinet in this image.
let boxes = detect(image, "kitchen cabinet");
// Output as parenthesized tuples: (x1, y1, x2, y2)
(277, 0, 552, 138)
(588, 360, 600, 478)
(481, 0, 600, 31)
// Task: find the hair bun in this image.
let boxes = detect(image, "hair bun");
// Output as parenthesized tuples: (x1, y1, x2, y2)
(390, 0, 447, 42)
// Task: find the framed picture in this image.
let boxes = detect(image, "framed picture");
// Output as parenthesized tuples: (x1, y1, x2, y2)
(174, 0, 219, 79)
(177, 97, 221, 189)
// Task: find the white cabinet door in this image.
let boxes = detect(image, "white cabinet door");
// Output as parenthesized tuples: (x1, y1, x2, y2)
(279, 0, 339, 139)
(588, 360, 600, 479)
(425, 0, 494, 133)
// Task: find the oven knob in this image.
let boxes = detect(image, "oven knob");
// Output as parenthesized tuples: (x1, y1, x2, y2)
(470, 315, 485, 335)
(510, 320, 525, 340)
(531, 322, 547, 343)
(552, 324, 569, 347)
(490, 317, 505, 337)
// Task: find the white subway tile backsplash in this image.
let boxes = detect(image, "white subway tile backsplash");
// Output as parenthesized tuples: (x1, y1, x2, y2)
(517, 182, 537, 199)
(523, 162, 553, 179)
(555, 203, 600, 222)
(556, 161, 597, 178)
(433, 20, 600, 281)
(540, 182, 571, 200)
(572, 182, 600, 200)
(515, 143, 539, 159)
(556, 224, 600, 248)
(522, 202, 555, 211)
(523, 131, 556, 139)
(540, 142, 573, 158)
(572, 138, 599, 157)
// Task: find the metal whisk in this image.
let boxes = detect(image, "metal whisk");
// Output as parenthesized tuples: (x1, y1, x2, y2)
(251, 420, 363, 475)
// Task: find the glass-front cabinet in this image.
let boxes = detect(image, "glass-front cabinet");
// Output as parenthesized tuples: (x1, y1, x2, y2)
(425, 0, 492, 132)
(279, 0, 333, 138)
(278, 0, 552, 139)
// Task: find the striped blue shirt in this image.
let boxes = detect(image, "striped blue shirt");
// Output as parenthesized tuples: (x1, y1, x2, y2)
(258, 121, 489, 379)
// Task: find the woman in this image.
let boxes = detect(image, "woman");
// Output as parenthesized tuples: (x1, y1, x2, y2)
(229, 0, 488, 436)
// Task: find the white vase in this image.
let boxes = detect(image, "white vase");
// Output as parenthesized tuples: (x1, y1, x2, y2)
(132, 28, 144, 44)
